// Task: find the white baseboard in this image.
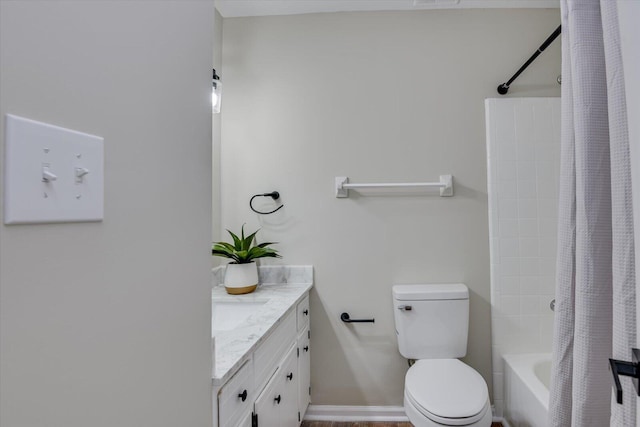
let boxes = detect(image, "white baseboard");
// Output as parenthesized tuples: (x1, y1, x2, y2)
(304, 405, 409, 422)
(304, 405, 508, 425)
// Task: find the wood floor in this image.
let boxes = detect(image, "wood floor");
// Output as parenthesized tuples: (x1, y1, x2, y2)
(301, 422, 503, 427)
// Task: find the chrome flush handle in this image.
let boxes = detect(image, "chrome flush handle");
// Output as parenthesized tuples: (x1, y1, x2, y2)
(398, 305, 412, 311)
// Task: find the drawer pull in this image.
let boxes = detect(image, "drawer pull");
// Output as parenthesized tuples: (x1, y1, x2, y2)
(303, 309, 309, 316)
(303, 346, 309, 352)
(238, 389, 248, 402)
(287, 372, 293, 381)
(274, 395, 281, 404)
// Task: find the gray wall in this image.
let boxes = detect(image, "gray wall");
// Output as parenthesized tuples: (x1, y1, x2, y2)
(220, 9, 560, 406)
(0, 2, 214, 426)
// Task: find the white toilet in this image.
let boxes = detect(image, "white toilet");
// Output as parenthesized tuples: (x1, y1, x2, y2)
(392, 284, 492, 427)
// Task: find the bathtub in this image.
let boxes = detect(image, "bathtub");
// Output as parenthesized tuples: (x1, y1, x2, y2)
(503, 353, 550, 427)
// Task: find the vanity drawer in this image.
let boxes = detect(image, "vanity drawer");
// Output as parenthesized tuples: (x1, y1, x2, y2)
(219, 360, 254, 427)
(296, 295, 310, 331)
(254, 309, 296, 391)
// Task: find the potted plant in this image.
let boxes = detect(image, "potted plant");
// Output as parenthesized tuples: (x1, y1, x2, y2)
(212, 225, 281, 294)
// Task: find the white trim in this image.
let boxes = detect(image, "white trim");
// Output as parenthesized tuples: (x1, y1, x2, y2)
(303, 405, 409, 422)
(304, 405, 509, 425)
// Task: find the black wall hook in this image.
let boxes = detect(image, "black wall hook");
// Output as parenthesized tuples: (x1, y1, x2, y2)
(250, 191, 284, 215)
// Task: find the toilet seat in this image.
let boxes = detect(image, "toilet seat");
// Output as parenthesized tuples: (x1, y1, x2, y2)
(405, 392, 490, 426)
(405, 359, 489, 425)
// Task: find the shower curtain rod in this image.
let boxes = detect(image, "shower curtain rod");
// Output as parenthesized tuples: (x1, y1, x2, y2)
(497, 25, 561, 95)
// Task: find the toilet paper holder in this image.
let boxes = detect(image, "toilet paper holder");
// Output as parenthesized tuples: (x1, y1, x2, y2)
(340, 312, 375, 323)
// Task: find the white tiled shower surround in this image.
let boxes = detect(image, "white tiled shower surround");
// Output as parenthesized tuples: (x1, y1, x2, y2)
(485, 98, 560, 417)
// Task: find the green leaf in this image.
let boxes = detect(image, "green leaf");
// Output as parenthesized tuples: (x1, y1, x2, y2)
(246, 246, 282, 260)
(227, 229, 242, 251)
(213, 242, 236, 251)
(242, 230, 259, 251)
(256, 241, 278, 248)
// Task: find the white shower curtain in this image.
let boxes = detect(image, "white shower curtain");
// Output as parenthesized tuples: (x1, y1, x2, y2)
(549, 0, 636, 426)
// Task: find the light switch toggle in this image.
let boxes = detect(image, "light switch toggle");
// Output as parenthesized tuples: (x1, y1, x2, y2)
(75, 167, 90, 183)
(42, 167, 57, 182)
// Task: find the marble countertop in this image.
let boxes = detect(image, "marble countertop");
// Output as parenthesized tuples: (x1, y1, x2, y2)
(212, 265, 313, 386)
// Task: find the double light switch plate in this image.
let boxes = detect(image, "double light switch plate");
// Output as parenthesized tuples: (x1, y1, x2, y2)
(4, 114, 104, 224)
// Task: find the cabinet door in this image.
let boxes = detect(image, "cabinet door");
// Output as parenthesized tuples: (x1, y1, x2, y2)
(218, 360, 254, 427)
(238, 411, 253, 427)
(297, 327, 311, 421)
(254, 344, 298, 427)
(254, 368, 282, 427)
(280, 345, 299, 427)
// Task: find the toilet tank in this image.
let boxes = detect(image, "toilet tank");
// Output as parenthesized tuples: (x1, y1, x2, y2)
(392, 284, 469, 359)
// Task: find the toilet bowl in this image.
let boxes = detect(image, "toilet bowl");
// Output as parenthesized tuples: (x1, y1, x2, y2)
(392, 284, 491, 427)
(403, 359, 491, 427)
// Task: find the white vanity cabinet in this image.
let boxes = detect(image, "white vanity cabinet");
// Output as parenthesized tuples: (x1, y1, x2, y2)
(238, 411, 253, 427)
(254, 311, 297, 392)
(254, 344, 298, 427)
(297, 327, 311, 418)
(214, 289, 311, 427)
(297, 295, 310, 329)
(218, 360, 254, 427)
(296, 294, 311, 419)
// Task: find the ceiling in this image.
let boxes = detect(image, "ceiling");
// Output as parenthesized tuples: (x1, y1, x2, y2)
(215, 0, 560, 18)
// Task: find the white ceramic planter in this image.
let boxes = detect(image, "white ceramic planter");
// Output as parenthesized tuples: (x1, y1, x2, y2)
(224, 262, 259, 295)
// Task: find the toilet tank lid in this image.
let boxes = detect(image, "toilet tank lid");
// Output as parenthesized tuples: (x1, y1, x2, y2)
(392, 284, 468, 301)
